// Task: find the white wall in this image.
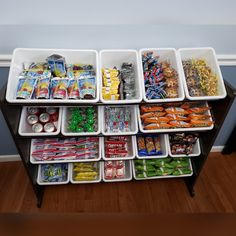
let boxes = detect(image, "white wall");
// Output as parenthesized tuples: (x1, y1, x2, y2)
(0, 0, 236, 25)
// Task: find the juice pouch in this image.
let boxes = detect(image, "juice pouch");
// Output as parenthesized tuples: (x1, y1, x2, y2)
(51, 78, 68, 99)
(16, 77, 37, 99)
(68, 79, 79, 99)
(47, 54, 66, 77)
(78, 77, 96, 99)
(35, 77, 50, 99)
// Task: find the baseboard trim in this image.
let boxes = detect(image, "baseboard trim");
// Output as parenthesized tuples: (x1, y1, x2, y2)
(0, 146, 225, 162)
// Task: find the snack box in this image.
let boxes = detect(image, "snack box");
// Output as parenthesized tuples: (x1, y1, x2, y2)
(99, 49, 142, 104)
(61, 106, 101, 136)
(178, 47, 227, 100)
(69, 162, 102, 184)
(134, 134, 168, 159)
(102, 136, 136, 161)
(139, 48, 185, 103)
(6, 48, 99, 104)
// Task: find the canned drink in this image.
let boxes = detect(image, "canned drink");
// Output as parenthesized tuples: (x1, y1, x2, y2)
(27, 114, 38, 125)
(44, 123, 55, 133)
(46, 107, 57, 115)
(27, 107, 40, 115)
(39, 113, 50, 123)
(32, 123, 43, 133)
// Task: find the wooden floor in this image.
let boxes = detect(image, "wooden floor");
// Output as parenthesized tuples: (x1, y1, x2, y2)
(0, 152, 236, 213)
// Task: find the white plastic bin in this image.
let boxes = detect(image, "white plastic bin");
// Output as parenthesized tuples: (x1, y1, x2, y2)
(6, 48, 99, 104)
(137, 103, 214, 133)
(99, 49, 142, 104)
(37, 163, 69, 185)
(18, 106, 62, 136)
(167, 134, 201, 158)
(69, 162, 102, 184)
(139, 48, 185, 103)
(135, 134, 168, 159)
(101, 105, 138, 136)
(178, 47, 227, 100)
(132, 159, 193, 181)
(102, 160, 132, 182)
(102, 136, 136, 161)
(30, 138, 102, 164)
(61, 106, 101, 136)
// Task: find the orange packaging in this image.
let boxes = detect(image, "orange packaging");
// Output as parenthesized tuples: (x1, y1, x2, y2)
(165, 107, 189, 115)
(144, 123, 171, 130)
(141, 105, 164, 113)
(190, 120, 213, 127)
(144, 117, 170, 124)
(188, 106, 210, 114)
(141, 112, 166, 120)
(165, 114, 190, 121)
(169, 121, 191, 128)
(180, 102, 192, 109)
(188, 114, 211, 120)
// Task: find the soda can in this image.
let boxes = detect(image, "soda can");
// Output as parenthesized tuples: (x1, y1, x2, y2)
(32, 123, 43, 133)
(27, 107, 40, 115)
(44, 123, 55, 133)
(39, 113, 50, 124)
(46, 107, 57, 115)
(27, 114, 38, 125)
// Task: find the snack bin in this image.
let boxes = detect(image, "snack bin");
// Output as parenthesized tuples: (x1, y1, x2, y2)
(135, 134, 168, 159)
(61, 106, 101, 136)
(139, 48, 185, 103)
(137, 102, 214, 133)
(6, 48, 99, 104)
(178, 47, 227, 100)
(101, 105, 138, 136)
(99, 49, 142, 104)
(101, 136, 136, 161)
(69, 162, 102, 184)
(102, 160, 132, 182)
(37, 163, 70, 185)
(30, 138, 102, 164)
(167, 135, 201, 157)
(18, 106, 62, 136)
(132, 159, 193, 181)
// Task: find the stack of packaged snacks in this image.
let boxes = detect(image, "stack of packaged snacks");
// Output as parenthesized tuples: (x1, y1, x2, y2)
(104, 136, 129, 158)
(104, 161, 126, 180)
(182, 59, 218, 97)
(137, 135, 162, 157)
(25, 107, 59, 133)
(72, 162, 99, 182)
(40, 163, 68, 183)
(169, 133, 199, 155)
(67, 107, 97, 133)
(31, 137, 99, 162)
(134, 158, 192, 179)
(102, 62, 136, 101)
(140, 102, 213, 130)
(104, 106, 131, 133)
(142, 51, 179, 99)
(16, 54, 96, 100)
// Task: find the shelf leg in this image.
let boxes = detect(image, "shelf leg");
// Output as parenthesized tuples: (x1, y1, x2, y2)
(184, 178, 195, 198)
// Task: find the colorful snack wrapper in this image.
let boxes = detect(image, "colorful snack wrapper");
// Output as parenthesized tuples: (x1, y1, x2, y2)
(137, 136, 147, 156)
(78, 77, 96, 99)
(145, 137, 156, 155)
(16, 77, 37, 99)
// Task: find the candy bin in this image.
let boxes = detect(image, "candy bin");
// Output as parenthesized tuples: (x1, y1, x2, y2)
(102, 160, 132, 182)
(62, 106, 100, 136)
(178, 47, 226, 100)
(37, 163, 69, 185)
(101, 105, 138, 136)
(70, 162, 102, 184)
(139, 48, 185, 103)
